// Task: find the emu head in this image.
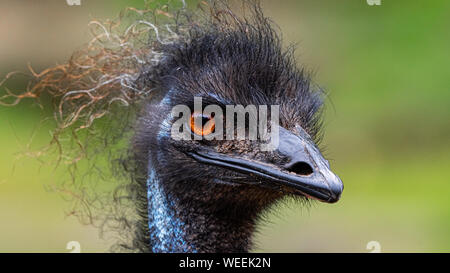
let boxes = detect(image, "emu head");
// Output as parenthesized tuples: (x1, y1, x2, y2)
(132, 14, 343, 213)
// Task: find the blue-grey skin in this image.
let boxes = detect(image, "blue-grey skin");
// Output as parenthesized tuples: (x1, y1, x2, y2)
(147, 168, 196, 253)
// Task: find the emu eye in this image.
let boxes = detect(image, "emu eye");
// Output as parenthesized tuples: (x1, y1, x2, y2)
(189, 111, 215, 136)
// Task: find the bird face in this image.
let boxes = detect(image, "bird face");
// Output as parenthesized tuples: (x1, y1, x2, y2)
(146, 85, 343, 204)
(138, 25, 343, 205)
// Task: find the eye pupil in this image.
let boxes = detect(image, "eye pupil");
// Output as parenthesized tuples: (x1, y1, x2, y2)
(202, 117, 210, 127)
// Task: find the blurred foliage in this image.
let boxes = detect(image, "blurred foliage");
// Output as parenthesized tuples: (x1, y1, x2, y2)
(0, 0, 449, 252)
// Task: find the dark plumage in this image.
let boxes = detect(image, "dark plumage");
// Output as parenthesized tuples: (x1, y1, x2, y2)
(124, 2, 343, 252)
(0, 0, 343, 253)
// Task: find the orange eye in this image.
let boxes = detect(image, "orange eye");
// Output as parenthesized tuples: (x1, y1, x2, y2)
(189, 111, 215, 136)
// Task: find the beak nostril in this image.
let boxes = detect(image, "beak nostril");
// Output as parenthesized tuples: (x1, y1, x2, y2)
(286, 162, 314, 176)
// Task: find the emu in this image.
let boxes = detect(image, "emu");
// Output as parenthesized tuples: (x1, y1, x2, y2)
(126, 5, 344, 252)
(1, 1, 343, 253)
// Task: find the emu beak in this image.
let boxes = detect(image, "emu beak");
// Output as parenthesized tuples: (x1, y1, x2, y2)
(189, 126, 343, 203)
(274, 126, 343, 203)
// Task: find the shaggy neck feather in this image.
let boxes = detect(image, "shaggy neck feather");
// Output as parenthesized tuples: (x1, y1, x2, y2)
(146, 166, 259, 253)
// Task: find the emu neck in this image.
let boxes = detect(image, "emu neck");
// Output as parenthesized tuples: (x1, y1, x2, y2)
(147, 168, 260, 253)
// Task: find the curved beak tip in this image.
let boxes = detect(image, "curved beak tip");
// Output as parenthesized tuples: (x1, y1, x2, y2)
(326, 177, 344, 203)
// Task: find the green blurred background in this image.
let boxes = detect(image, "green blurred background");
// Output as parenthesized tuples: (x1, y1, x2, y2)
(0, 0, 449, 252)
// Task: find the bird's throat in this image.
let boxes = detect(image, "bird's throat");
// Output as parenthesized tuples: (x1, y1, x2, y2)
(146, 167, 259, 253)
(147, 169, 194, 252)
